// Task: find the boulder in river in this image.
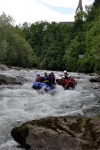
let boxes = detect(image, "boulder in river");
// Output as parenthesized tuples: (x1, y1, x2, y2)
(11, 116, 100, 150)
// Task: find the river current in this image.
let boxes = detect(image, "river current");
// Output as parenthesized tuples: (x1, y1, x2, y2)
(0, 67, 100, 150)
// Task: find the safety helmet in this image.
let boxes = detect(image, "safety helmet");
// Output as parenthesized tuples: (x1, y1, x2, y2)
(58, 77, 61, 79)
(44, 71, 47, 73)
(64, 70, 67, 73)
(44, 71, 47, 75)
(36, 74, 40, 76)
(62, 76, 65, 78)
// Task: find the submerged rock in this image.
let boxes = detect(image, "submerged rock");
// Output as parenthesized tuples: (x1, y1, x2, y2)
(11, 116, 100, 150)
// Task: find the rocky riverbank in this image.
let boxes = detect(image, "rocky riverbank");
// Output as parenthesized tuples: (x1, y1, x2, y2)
(11, 116, 100, 150)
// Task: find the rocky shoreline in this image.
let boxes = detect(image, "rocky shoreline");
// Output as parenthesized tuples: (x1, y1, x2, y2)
(11, 116, 100, 150)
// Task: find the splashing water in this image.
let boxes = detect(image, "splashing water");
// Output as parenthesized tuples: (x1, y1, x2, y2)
(0, 68, 100, 150)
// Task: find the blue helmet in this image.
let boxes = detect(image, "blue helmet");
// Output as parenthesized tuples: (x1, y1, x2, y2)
(36, 74, 40, 76)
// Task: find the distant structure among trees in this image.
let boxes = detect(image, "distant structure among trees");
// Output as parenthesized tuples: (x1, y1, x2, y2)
(59, 21, 73, 26)
(76, 0, 83, 13)
(60, 0, 83, 25)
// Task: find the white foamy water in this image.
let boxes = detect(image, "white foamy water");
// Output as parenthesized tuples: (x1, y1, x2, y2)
(0, 68, 100, 150)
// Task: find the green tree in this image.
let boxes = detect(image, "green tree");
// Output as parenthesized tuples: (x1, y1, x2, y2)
(93, 0, 100, 7)
(0, 13, 38, 68)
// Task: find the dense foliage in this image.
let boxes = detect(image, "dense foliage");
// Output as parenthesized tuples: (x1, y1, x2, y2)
(0, 13, 38, 68)
(0, 0, 100, 73)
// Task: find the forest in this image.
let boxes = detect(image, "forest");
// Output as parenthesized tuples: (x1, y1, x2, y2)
(0, 0, 100, 73)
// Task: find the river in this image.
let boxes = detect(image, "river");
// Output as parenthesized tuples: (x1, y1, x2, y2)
(0, 67, 100, 150)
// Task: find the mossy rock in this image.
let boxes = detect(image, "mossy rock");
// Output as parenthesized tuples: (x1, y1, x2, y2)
(11, 124, 30, 149)
(11, 116, 100, 150)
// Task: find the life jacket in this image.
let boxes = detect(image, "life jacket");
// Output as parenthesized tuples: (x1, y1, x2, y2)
(65, 75, 68, 80)
(36, 77, 43, 82)
(68, 78, 75, 88)
(49, 74, 55, 84)
(63, 79, 69, 87)
(43, 75, 50, 84)
(58, 79, 69, 89)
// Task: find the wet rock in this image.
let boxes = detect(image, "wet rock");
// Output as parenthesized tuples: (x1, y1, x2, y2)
(8, 66, 30, 71)
(11, 116, 100, 150)
(0, 64, 8, 70)
(0, 74, 27, 85)
(89, 73, 95, 76)
(89, 77, 100, 82)
(8, 66, 21, 71)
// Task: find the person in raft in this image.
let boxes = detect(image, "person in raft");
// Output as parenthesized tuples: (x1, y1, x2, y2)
(43, 71, 51, 85)
(48, 72, 56, 85)
(35, 74, 43, 82)
(67, 75, 76, 89)
(56, 76, 62, 85)
(63, 70, 69, 79)
(61, 76, 69, 89)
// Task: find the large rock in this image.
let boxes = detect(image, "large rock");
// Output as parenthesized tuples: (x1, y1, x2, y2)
(11, 116, 100, 150)
(0, 74, 27, 85)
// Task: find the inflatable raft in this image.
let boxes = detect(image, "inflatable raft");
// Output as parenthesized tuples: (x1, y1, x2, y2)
(32, 82, 54, 91)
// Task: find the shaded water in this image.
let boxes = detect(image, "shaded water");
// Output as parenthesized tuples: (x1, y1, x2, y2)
(0, 68, 100, 150)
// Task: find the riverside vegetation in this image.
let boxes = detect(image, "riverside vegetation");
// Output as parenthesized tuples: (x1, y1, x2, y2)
(0, 0, 100, 74)
(0, 1, 100, 149)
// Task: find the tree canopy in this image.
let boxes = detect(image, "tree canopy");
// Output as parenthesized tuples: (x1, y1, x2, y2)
(0, 13, 38, 68)
(0, 1, 100, 73)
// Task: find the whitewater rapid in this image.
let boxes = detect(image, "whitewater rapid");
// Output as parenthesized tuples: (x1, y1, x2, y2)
(0, 68, 100, 150)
